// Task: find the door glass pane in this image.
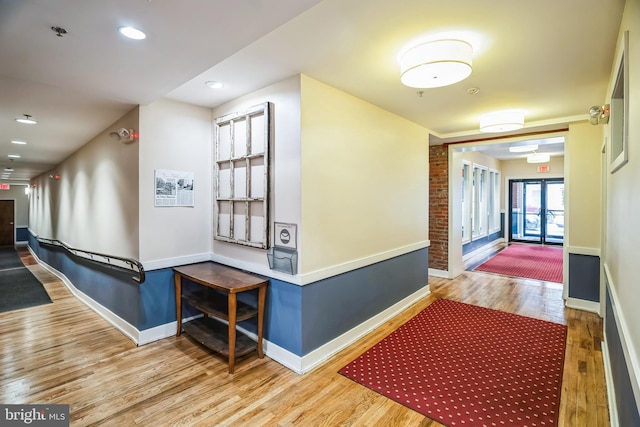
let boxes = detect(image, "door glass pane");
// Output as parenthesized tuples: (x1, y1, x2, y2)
(545, 182, 565, 243)
(524, 182, 541, 240)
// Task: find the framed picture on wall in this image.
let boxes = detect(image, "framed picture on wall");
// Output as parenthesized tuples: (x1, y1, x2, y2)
(610, 30, 629, 174)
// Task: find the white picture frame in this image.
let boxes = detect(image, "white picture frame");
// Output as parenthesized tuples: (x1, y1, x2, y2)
(610, 31, 629, 174)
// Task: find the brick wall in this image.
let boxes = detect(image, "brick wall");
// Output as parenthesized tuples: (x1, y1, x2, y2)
(429, 145, 448, 270)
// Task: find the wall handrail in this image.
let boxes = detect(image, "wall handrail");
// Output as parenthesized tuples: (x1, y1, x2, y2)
(35, 237, 145, 284)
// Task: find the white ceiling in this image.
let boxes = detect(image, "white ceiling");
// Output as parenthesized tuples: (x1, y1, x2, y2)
(0, 0, 626, 183)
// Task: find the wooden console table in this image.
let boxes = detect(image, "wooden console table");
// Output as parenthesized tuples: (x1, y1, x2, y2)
(174, 262, 267, 373)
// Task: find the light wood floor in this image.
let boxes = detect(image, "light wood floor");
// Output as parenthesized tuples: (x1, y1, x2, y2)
(1, 249, 609, 426)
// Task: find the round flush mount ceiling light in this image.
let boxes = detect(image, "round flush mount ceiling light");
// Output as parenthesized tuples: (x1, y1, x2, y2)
(527, 152, 550, 163)
(479, 110, 525, 133)
(205, 81, 224, 89)
(399, 39, 473, 88)
(509, 144, 538, 153)
(15, 114, 37, 125)
(118, 26, 146, 40)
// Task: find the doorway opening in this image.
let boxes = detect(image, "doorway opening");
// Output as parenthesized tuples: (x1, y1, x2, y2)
(509, 179, 564, 245)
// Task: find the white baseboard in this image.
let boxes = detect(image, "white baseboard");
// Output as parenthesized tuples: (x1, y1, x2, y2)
(234, 283, 431, 374)
(297, 283, 431, 374)
(565, 297, 600, 314)
(428, 268, 449, 278)
(602, 343, 620, 427)
(29, 245, 432, 375)
(29, 246, 148, 346)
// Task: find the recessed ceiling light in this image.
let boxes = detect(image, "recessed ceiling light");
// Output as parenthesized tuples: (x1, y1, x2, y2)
(15, 114, 37, 125)
(205, 81, 224, 89)
(11, 140, 27, 145)
(7, 154, 21, 158)
(118, 26, 146, 40)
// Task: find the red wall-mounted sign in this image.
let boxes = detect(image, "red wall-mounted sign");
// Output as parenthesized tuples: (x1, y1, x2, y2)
(0, 184, 10, 190)
(537, 165, 549, 173)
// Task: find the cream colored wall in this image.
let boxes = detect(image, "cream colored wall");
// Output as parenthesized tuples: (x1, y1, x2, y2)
(604, 0, 640, 393)
(29, 107, 140, 258)
(565, 122, 601, 250)
(138, 98, 212, 266)
(460, 151, 501, 170)
(300, 75, 429, 275)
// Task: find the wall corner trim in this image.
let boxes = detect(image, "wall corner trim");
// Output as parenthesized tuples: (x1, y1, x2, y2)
(142, 252, 212, 271)
(300, 240, 430, 285)
(602, 343, 621, 427)
(603, 263, 640, 414)
(565, 297, 600, 314)
(566, 246, 601, 257)
(428, 268, 449, 278)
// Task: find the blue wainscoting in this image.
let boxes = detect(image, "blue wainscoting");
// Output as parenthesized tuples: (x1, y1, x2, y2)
(228, 248, 428, 356)
(16, 227, 29, 242)
(28, 234, 173, 330)
(28, 233, 428, 358)
(462, 230, 502, 256)
(568, 253, 600, 302)
(605, 287, 640, 426)
(300, 247, 428, 355)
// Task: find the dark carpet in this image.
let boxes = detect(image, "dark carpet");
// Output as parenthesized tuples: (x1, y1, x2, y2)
(0, 247, 27, 270)
(0, 249, 52, 313)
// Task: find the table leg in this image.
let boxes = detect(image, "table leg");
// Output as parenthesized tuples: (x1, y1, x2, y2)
(257, 285, 266, 358)
(174, 272, 182, 337)
(228, 293, 237, 374)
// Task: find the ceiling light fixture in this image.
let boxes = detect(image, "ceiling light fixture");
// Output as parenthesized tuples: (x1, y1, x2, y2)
(509, 144, 538, 153)
(4, 168, 14, 172)
(11, 140, 27, 145)
(15, 114, 37, 125)
(205, 81, 223, 89)
(527, 152, 550, 163)
(399, 39, 473, 88)
(7, 154, 21, 159)
(118, 26, 146, 40)
(479, 110, 525, 133)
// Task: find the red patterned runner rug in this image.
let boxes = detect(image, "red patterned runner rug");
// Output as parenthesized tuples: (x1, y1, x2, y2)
(339, 299, 567, 427)
(474, 244, 563, 283)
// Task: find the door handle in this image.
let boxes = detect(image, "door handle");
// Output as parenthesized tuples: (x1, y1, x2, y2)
(9, 222, 13, 225)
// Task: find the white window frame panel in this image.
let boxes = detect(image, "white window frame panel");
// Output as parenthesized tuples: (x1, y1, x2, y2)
(471, 164, 489, 240)
(489, 169, 501, 233)
(214, 102, 271, 249)
(461, 161, 472, 244)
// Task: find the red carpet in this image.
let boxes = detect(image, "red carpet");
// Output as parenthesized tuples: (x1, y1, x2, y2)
(339, 299, 567, 427)
(474, 244, 563, 283)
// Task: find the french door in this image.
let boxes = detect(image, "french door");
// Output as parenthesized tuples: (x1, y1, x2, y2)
(509, 179, 564, 245)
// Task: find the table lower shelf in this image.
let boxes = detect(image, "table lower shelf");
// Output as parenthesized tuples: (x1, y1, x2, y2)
(181, 317, 257, 357)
